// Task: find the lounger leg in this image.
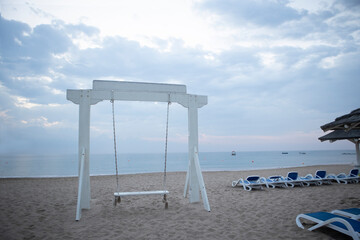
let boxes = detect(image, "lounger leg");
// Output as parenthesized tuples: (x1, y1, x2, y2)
(295, 214, 306, 229)
(243, 185, 252, 191)
(296, 215, 359, 240)
(232, 180, 240, 187)
(340, 179, 348, 184)
(308, 217, 358, 238)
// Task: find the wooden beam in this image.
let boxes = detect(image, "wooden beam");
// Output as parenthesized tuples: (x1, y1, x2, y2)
(93, 80, 186, 93)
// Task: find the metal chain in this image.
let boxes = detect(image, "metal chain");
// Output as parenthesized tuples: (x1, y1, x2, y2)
(163, 98, 171, 191)
(111, 98, 120, 193)
(162, 97, 170, 209)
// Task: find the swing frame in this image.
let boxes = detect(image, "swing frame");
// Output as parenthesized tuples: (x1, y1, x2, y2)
(67, 80, 211, 221)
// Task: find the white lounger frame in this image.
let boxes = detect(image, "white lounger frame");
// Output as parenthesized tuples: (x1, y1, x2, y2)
(296, 213, 360, 240)
(67, 80, 211, 221)
(327, 169, 360, 184)
(232, 176, 264, 191)
(332, 208, 360, 220)
(260, 176, 293, 188)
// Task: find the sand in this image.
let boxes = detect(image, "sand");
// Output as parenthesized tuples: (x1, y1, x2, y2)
(1, 164, 359, 240)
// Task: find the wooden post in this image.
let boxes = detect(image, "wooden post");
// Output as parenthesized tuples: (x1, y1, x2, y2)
(76, 148, 86, 221)
(355, 140, 360, 167)
(193, 147, 210, 211)
(184, 95, 210, 211)
(187, 96, 200, 203)
(76, 90, 91, 219)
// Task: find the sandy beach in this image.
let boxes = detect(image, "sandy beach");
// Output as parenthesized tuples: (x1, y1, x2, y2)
(1, 164, 359, 239)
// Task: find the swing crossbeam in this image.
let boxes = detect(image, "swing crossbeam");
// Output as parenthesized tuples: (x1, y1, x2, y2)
(114, 190, 169, 197)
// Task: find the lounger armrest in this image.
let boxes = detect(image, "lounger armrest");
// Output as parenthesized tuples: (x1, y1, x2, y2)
(232, 179, 242, 187)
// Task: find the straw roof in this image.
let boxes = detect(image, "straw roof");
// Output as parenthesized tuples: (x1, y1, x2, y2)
(319, 108, 360, 143)
(319, 129, 360, 142)
(320, 108, 360, 132)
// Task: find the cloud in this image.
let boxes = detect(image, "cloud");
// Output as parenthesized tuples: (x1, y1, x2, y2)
(198, 0, 305, 27)
(0, 0, 359, 155)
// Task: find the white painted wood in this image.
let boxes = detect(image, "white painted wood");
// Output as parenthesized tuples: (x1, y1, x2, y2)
(90, 90, 207, 108)
(78, 92, 91, 214)
(183, 160, 190, 198)
(93, 80, 186, 93)
(193, 147, 211, 211)
(76, 148, 86, 221)
(67, 89, 207, 108)
(114, 190, 169, 197)
(66, 80, 211, 220)
(187, 97, 200, 203)
(67, 89, 102, 105)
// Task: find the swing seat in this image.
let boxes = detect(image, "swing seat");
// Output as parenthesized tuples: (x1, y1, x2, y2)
(114, 190, 169, 197)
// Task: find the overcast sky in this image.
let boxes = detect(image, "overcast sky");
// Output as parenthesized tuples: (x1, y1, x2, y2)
(1, 0, 359, 154)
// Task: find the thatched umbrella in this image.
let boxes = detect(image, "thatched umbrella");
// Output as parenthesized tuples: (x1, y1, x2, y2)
(319, 108, 360, 167)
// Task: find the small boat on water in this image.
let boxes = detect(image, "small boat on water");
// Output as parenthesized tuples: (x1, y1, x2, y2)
(282, 152, 288, 154)
(231, 151, 236, 156)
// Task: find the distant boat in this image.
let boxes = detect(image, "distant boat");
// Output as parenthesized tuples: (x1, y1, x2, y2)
(231, 151, 236, 156)
(282, 152, 288, 154)
(299, 152, 306, 154)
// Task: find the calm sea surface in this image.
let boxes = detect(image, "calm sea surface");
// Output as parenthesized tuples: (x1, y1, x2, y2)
(0, 150, 356, 178)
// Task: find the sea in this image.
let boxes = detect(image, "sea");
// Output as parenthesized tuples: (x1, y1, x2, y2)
(0, 150, 357, 178)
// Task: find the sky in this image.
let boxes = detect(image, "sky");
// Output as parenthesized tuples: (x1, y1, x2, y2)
(1, 0, 360, 155)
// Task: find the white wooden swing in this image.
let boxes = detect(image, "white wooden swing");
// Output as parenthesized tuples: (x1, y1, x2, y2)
(67, 80, 210, 221)
(111, 97, 170, 208)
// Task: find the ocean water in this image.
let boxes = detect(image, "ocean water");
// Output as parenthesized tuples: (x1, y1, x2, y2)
(0, 150, 356, 178)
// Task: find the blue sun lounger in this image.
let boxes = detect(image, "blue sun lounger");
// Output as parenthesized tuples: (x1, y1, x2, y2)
(260, 175, 293, 188)
(313, 170, 332, 184)
(300, 173, 322, 186)
(327, 168, 360, 184)
(232, 175, 264, 191)
(332, 208, 360, 220)
(296, 211, 360, 240)
(285, 172, 310, 187)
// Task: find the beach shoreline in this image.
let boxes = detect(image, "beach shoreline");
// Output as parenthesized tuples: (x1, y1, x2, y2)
(1, 164, 359, 239)
(1, 162, 355, 179)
